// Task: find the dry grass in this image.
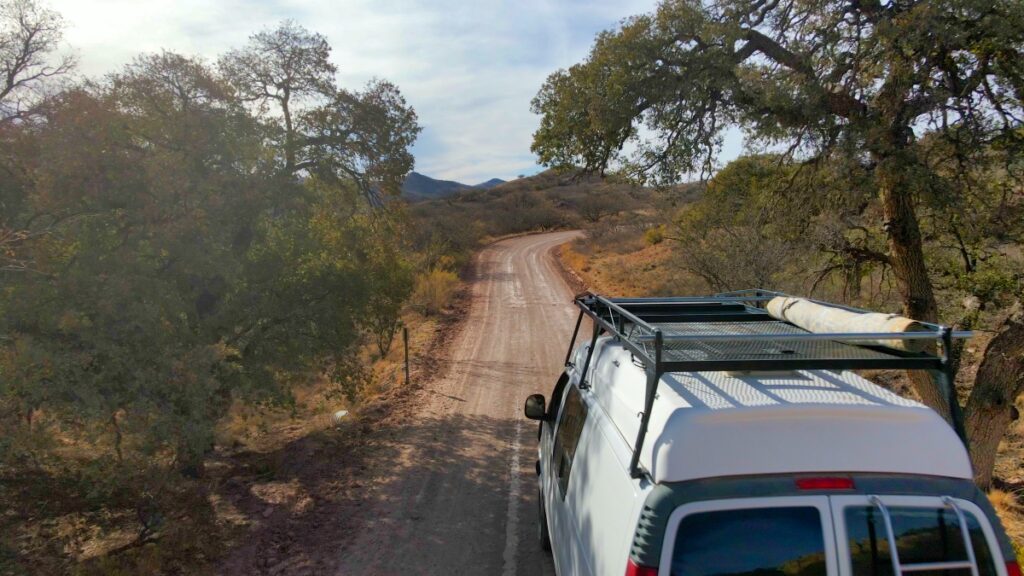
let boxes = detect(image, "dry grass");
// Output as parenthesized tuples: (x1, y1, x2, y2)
(559, 238, 704, 297)
(559, 244, 588, 276)
(990, 489, 1024, 559)
(990, 490, 1020, 528)
(411, 268, 460, 316)
(216, 306, 444, 456)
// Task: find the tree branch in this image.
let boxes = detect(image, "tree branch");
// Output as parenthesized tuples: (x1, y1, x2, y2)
(738, 29, 866, 119)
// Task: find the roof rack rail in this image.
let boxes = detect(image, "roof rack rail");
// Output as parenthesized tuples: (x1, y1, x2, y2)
(563, 290, 972, 480)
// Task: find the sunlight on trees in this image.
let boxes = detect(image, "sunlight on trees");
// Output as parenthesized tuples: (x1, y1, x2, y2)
(532, 0, 1024, 487)
(0, 7, 420, 570)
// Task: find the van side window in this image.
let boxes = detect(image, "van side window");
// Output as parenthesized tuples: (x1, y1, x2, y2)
(552, 386, 588, 498)
(548, 372, 569, 422)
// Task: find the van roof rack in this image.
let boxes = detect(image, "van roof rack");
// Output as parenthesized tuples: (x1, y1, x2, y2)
(564, 289, 972, 480)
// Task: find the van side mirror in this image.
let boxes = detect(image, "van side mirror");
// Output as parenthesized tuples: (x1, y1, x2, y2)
(524, 394, 547, 421)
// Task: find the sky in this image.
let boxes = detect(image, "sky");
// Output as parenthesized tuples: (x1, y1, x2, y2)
(48, 0, 740, 184)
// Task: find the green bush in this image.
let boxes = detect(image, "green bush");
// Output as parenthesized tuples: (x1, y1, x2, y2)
(644, 225, 666, 245)
(0, 16, 419, 573)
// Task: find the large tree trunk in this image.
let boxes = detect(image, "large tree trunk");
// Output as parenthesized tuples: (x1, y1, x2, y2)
(876, 153, 1024, 490)
(111, 411, 124, 462)
(876, 156, 951, 419)
(965, 315, 1024, 489)
(282, 90, 295, 172)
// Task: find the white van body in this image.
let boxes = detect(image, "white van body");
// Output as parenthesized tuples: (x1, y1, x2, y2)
(530, 293, 1017, 576)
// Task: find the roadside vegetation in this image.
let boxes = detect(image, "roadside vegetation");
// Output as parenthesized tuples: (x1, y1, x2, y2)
(535, 0, 1024, 547)
(405, 168, 673, 269)
(0, 2, 453, 573)
(0, 3, 633, 571)
(3, 0, 1023, 570)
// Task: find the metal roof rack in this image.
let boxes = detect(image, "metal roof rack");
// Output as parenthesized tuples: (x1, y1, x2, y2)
(563, 289, 973, 479)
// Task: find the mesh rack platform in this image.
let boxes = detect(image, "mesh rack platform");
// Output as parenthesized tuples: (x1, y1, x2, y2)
(563, 290, 972, 478)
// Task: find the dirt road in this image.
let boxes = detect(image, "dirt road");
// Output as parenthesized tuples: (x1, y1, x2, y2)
(331, 231, 581, 575)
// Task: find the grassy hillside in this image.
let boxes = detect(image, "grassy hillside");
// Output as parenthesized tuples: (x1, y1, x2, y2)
(401, 172, 472, 200)
(405, 168, 700, 270)
(400, 173, 509, 201)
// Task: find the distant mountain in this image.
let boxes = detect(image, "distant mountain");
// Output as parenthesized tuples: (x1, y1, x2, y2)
(474, 178, 506, 189)
(401, 172, 508, 200)
(402, 172, 470, 200)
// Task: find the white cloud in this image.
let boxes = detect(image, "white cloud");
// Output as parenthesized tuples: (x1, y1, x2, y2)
(49, 0, 661, 183)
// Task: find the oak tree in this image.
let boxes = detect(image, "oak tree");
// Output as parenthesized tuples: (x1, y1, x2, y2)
(532, 0, 1024, 485)
(220, 21, 419, 200)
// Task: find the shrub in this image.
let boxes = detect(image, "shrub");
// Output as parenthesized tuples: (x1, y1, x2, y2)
(412, 268, 459, 315)
(644, 225, 666, 245)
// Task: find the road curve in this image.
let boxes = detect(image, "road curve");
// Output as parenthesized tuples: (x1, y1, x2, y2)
(333, 230, 582, 575)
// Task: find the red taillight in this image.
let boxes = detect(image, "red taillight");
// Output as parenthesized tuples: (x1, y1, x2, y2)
(795, 477, 855, 490)
(1006, 561, 1022, 576)
(625, 558, 659, 576)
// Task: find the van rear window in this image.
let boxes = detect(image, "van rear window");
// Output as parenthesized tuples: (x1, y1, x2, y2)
(844, 506, 997, 575)
(671, 507, 827, 576)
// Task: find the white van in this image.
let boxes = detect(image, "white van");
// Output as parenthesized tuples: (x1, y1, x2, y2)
(525, 291, 1019, 576)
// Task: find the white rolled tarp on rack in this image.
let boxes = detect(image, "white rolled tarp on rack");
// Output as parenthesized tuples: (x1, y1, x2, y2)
(765, 296, 931, 352)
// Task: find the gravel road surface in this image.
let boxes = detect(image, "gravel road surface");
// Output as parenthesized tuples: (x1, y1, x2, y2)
(332, 230, 582, 575)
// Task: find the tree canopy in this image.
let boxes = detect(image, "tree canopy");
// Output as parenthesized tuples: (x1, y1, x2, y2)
(532, 0, 1024, 485)
(220, 22, 420, 200)
(0, 12, 421, 569)
(533, 0, 1024, 184)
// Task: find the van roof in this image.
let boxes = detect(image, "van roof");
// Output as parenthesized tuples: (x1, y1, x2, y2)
(580, 337, 974, 484)
(568, 291, 973, 483)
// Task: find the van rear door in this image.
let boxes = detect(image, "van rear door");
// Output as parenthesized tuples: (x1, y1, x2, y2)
(658, 494, 1010, 576)
(659, 496, 838, 575)
(829, 495, 1008, 576)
